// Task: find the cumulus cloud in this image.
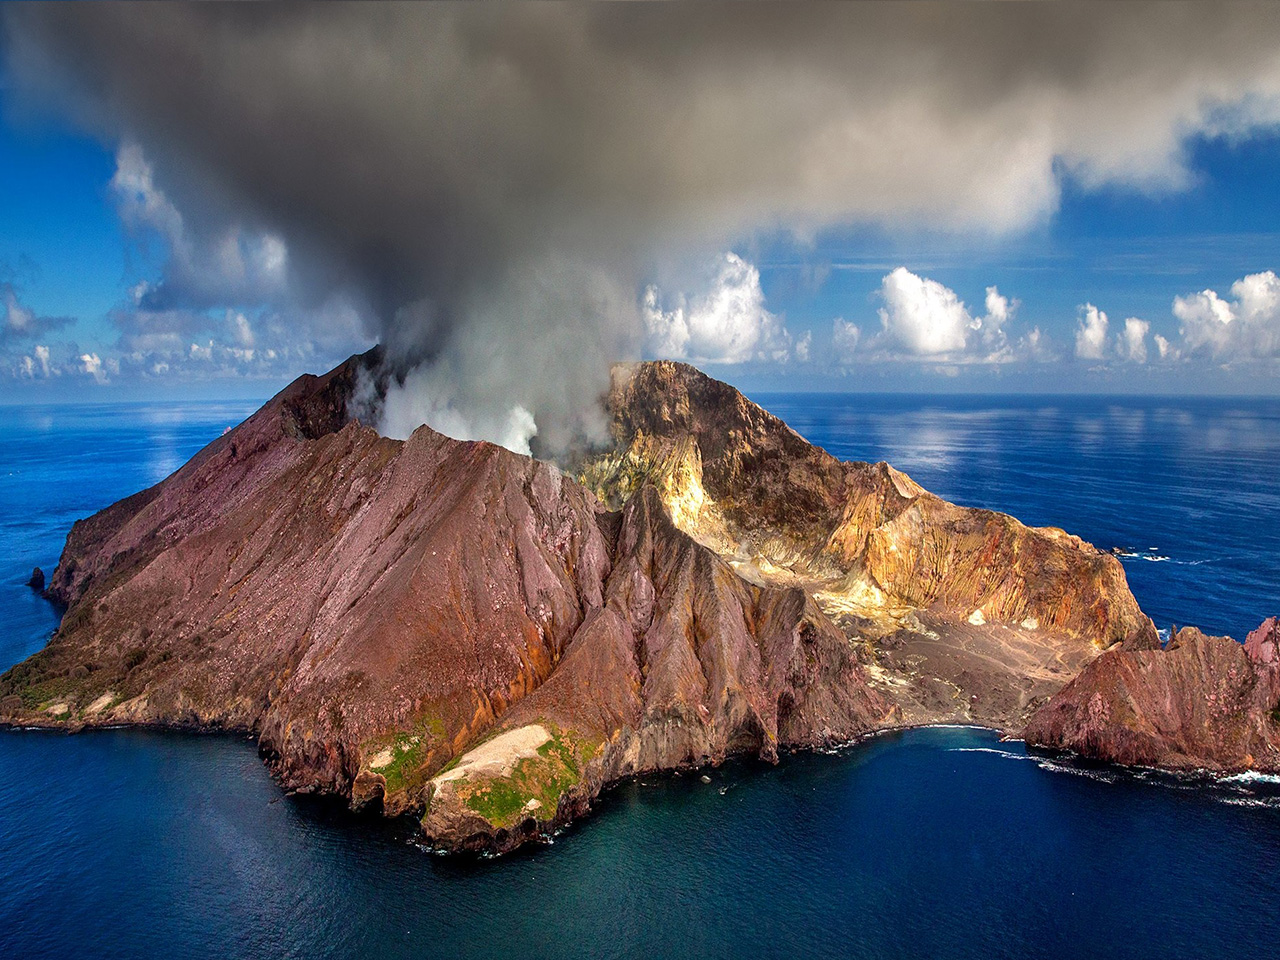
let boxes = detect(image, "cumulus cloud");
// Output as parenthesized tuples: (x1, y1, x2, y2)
(10, 5, 1280, 427)
(832, 319, 862, 363)
(824, 269, 1049, 367)
(643, 253, 794, 364)
(79, 352, 107, 384)
(96, 175, 372, 385)
(1072, 307, 1156, 365)
(837, 268, 1019, 362)
(1, 275, 77, 380)
(10, 343, 72, 380)
(1022, 326, 1055, 363)
(1173, 270, 1280, 359)
(1119, 317, 1151, 363)
(1075, 304, 1110, 360)
(878, 268, 974, 355)
(794, 331, 812, 364)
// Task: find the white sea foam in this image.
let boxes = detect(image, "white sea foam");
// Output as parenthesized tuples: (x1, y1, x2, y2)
(1218, 796, 1280, 809)
(948, 747, 1028, 758)
(1035, 760, 1119, 783)
(1220, 770, 1280, 786)
(948, 747, 1123, 784)
(1114, 546, 1211, 566)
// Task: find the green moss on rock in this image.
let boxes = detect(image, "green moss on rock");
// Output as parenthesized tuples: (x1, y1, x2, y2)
(454, 727, 592, 829)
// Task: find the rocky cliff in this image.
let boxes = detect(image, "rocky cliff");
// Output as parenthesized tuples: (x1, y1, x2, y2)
(579, 361, 1157, 731)
(2, 351, 1265, 853)
(1025, 620, 1280, 771)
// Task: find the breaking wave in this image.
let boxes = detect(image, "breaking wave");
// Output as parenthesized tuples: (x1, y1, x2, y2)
(1111, 546, 1210, 566)
(947, 745, 1280, 805)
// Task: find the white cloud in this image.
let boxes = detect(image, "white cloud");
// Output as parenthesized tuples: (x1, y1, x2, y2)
(80, 352, 107, 384)
(3, 285, 36, 336)
(229, 310, 255, 348)
(1173, 270, 1280, 359)
(1074, 303, 1109, 360)
(795, 330, 812, 363)
(864, 268, 1016, 360)
(983, 286, 1011, 326)
(1154, 333, 1178, 361)
(1069, 307, 1157, 366)
(14, 344, 55, 379)
(644, 253, 794, 364)
(832, 318, 862, 362)
(1022, 326, 1054, 362)
(878, 267, 972, 355)
(111, 143, 187, 254)
(1, 283, 70, 342)
(1118, 317, 1150, 363)
(827, 270, 1040, 367)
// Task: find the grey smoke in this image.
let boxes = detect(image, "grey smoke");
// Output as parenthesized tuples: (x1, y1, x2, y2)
(7, 3, 1280, 451)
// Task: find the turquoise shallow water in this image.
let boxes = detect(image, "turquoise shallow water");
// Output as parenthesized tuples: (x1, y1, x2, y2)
(0, 395, 1278, 959)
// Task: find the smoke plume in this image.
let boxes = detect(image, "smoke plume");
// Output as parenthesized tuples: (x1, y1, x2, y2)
(8, 3, 1280, 451)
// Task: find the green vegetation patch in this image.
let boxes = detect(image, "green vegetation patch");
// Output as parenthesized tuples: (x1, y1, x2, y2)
(457, 727, 596, 829)
(365, 714, 448, 797)
(0, 656, 89, 713)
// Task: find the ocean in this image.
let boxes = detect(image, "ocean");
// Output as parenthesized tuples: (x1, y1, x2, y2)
(1, 394, 1278, 959)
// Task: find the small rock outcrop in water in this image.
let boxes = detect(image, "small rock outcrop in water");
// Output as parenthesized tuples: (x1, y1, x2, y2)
(1, 349, 1263, 853)
(1025, 622, 1280, 772)
(26, 567, 45, 592)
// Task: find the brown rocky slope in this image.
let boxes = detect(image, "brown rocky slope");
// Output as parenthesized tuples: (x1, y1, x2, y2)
(1025, 620, 1280, 771)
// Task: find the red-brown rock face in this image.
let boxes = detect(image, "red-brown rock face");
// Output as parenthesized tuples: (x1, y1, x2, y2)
(422, 486, 893, 852)
(1025, 623, 1280, 772)
(1245, 616, 1279, 666)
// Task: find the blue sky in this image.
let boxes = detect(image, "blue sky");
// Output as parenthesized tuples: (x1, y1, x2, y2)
(4, 4, 1280, 414)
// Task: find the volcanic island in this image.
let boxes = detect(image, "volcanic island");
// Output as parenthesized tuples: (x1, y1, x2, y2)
(3, 351, 1277, 853)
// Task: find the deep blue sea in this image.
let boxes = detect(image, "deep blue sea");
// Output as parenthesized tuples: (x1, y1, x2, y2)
(1, 395, 1278, 959)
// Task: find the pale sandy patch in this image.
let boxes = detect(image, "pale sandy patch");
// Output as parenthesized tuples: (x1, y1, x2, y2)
(865, 663, 912, 688)
(433, 724, 551, 785)
(84, 692, 116, 716)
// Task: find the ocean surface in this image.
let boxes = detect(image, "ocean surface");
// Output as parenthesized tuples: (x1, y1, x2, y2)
(1, 395, 1278, 959)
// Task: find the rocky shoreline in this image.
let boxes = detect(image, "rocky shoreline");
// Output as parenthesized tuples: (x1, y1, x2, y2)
(2, 351, 1276, 854)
